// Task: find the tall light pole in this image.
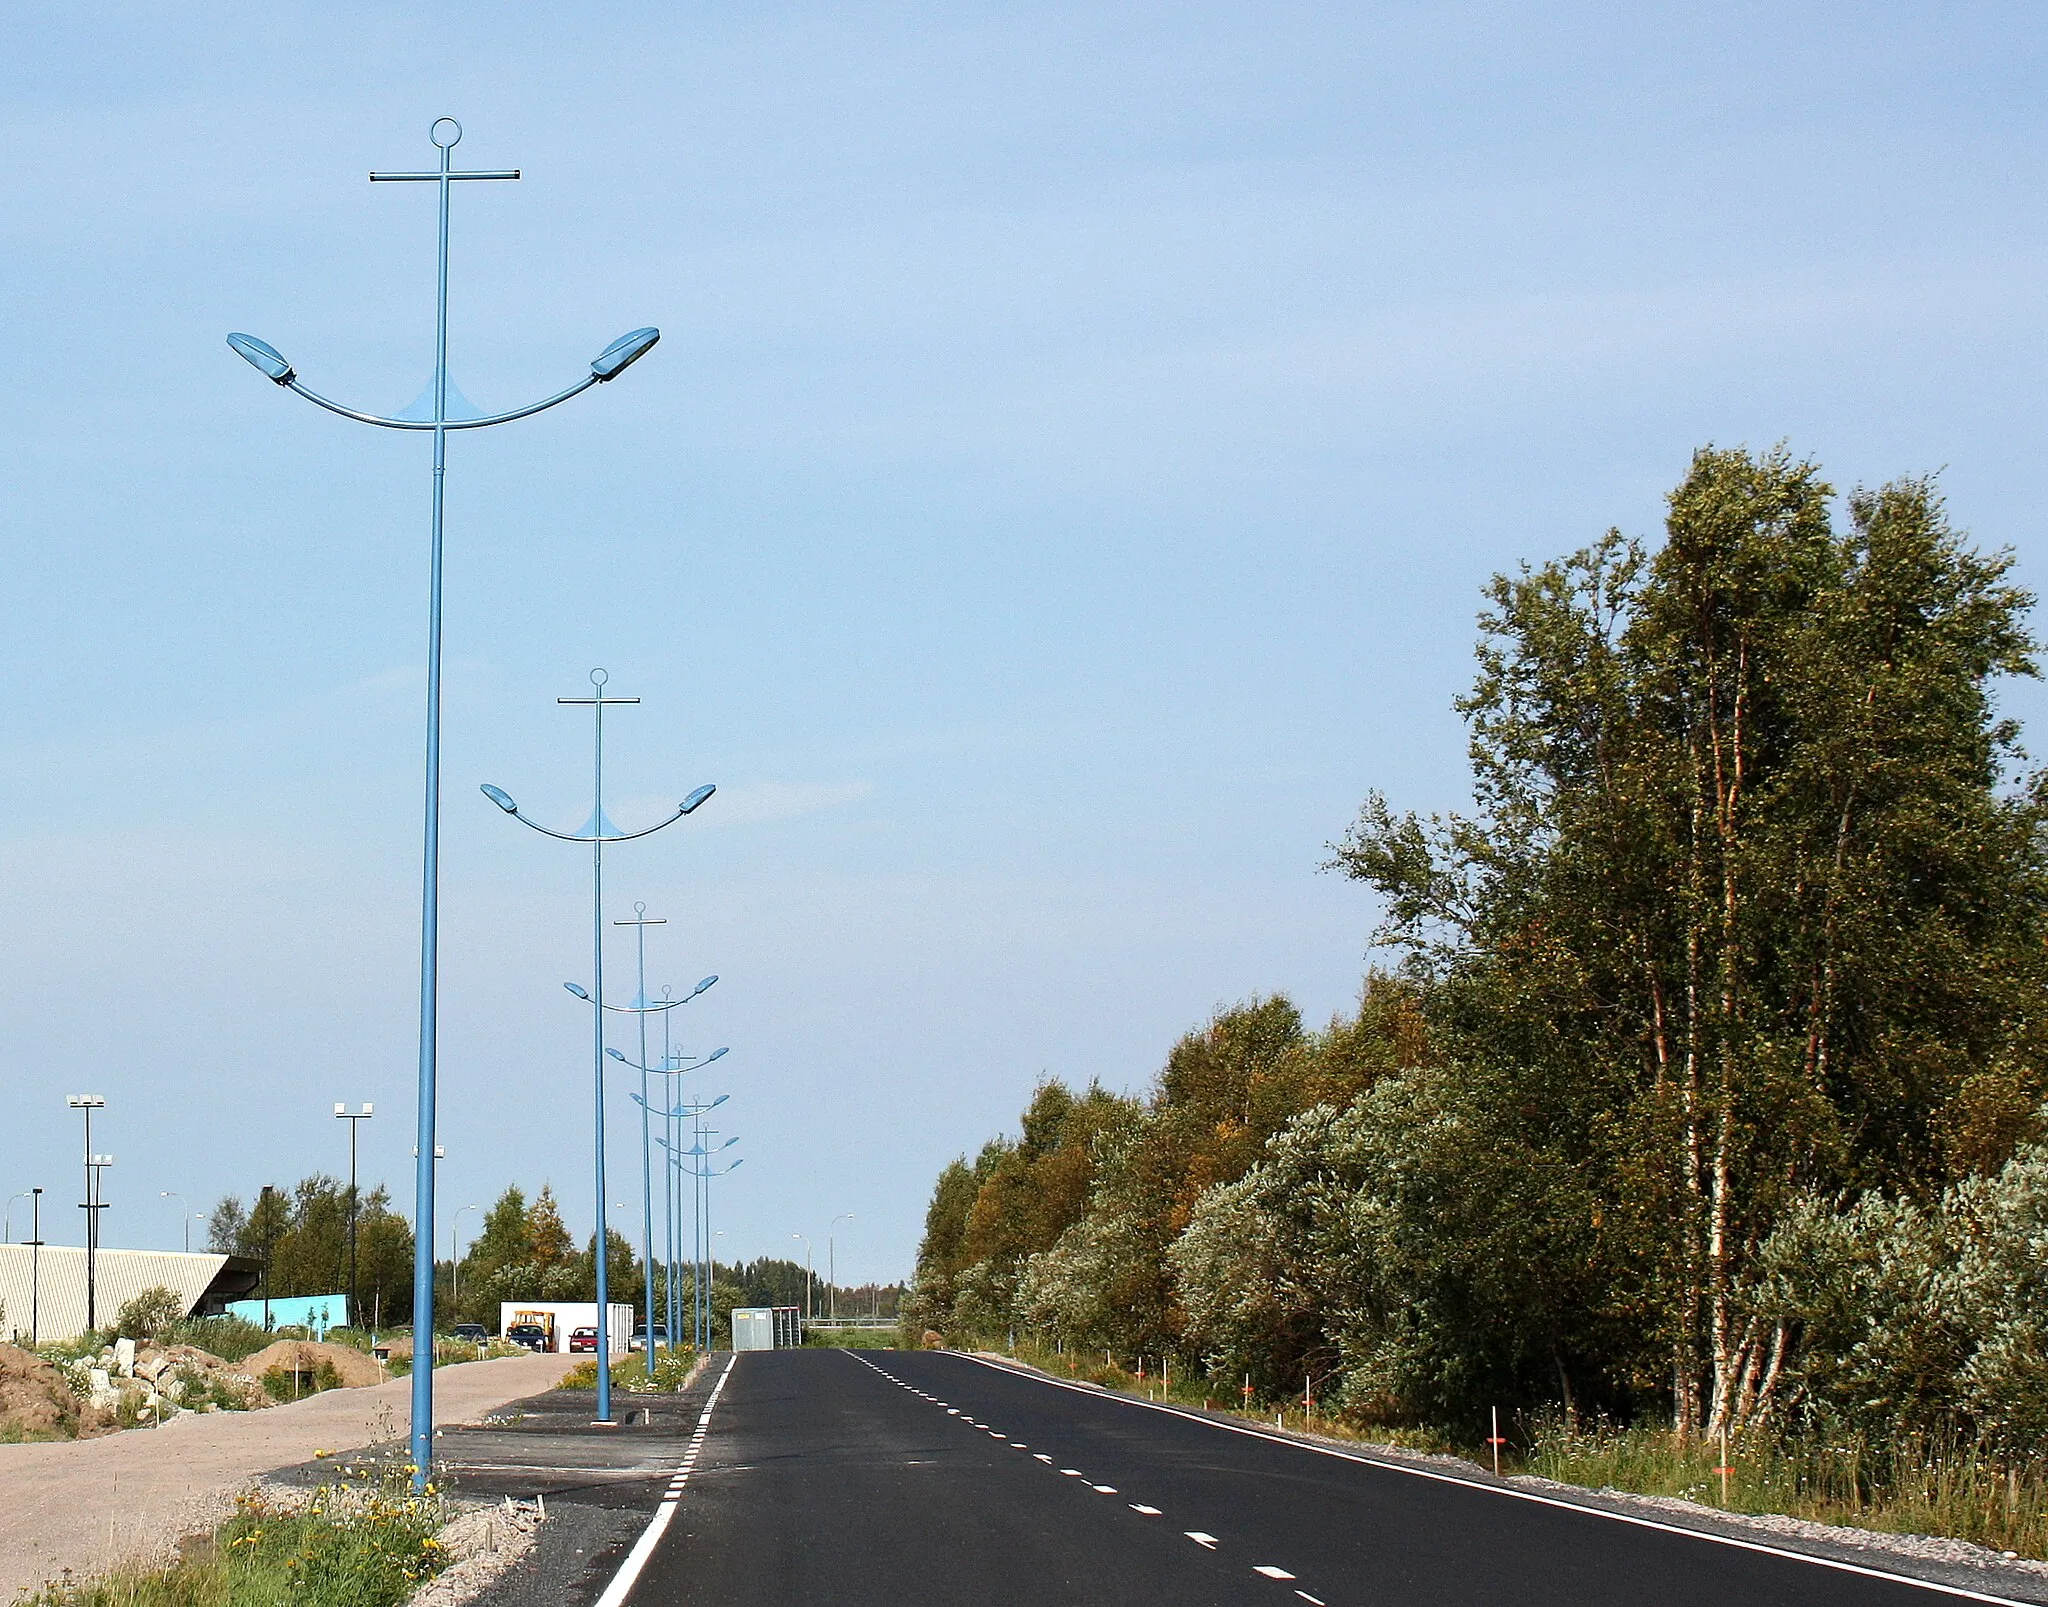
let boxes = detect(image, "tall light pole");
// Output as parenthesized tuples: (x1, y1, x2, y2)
(614, 903, 667, 1378)
(230, 120, 660, 1489)
(67, 1097, 106, 1331)
(483, 672, 714, 1423)
(656, 1127, 736, 1349)
(159, 1191, 190, 1254)
(334, 1104, 374, 1328)
(614, 1043, 727, 1355)
(829, 1214, 855, 1324)
(792, 1234, 813, 1322)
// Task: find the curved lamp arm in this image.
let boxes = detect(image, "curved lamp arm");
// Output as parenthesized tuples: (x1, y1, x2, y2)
(565, 977, 716, 1013)
(227, 327, 657, 432)
(481, 783, 715, 844)
(608, 1047, 731, 1076)
(282, 373, 600, 432)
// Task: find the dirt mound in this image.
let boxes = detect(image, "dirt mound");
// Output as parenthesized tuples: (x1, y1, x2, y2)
(0, 1344, 105, 1440)
(242, 1340, 384, 1390)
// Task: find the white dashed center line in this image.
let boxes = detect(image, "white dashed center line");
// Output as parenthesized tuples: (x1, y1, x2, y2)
(851, 1357, 1330, 1606)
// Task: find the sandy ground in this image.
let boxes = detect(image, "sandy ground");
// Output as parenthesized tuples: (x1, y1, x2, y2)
(0, 1352, 576, 1600)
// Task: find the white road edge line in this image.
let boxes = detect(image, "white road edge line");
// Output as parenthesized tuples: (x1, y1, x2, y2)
(592, 1354, 738, 1607)
(957, 1353, 2032, 1607)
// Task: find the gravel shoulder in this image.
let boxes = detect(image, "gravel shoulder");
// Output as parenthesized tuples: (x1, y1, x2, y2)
(0, 1352, 576, 1600)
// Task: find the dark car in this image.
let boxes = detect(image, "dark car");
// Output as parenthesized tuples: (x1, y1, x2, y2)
(506, 1323, 550, 1353)
(450, 1323, 488, 1344)
(569, 1325, 599, 1353)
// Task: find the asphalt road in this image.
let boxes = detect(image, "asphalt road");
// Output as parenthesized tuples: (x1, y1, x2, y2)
(594, 1349, 2036, 1607)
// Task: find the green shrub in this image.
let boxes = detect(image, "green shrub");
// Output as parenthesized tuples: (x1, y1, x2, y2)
(114, 1287, 187, 1341)
(160, 1315, 272, 1363)
(20, 1472, 445, 1607)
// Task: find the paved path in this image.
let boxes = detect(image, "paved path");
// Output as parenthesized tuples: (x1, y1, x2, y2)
(567, 1350, 2047, 1607)
(0, 1352, 576, 1598)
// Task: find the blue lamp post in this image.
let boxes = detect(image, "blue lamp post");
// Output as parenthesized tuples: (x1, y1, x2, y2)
(613, 1043, 727, 1354)
(229, 119, 660, 1486)
(660, 1130, 741, 1348)
(481, 672, 713, 1423)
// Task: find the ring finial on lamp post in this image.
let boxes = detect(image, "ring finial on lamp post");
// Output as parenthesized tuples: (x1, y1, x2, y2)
(229, 121, 661, 1489)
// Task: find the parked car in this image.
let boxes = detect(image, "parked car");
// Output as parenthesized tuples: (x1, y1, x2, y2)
(569, 1325, 599, 1353)
(628, 1323, 670, 1352)
(506, 1323, 551, 1353)
(450, 1323, 488, 1344)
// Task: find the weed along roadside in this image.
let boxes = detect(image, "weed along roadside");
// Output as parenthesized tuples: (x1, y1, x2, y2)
(989, 1342, 2048, 1568)
(0, 1352, 576, 1600)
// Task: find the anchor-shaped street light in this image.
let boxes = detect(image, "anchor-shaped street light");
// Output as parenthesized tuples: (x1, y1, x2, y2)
(481, 671, 713, 1422)
(228, 118, 661, 1486)
(614, 1043, 728, 1352)
(660, 1131, 742, 1348)
(630, 1084, 729, 1353)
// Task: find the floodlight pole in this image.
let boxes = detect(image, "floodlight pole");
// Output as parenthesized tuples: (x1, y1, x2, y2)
(66, 1097, 106, 1331)
(229, 119, 660, 1490)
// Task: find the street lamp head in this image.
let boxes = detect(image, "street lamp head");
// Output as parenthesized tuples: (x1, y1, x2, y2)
(227, 333, 295, 384)
(709, 1094, 729, 1109)
(480, 784, 518, 813)
(564, 982, 591, 1000)
(693, 975, 717, 997)
(591, 327, 660, 381)
(335, 1104, 346, 1116)
(67, 1094, 105, 1109)
(606, 1047, 628, 1062)
(680, 783, 715, 814)
(707, 1047, 729, 1062)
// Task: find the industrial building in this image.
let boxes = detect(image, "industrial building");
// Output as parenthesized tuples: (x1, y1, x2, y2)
(0, 1245, 261, 1346)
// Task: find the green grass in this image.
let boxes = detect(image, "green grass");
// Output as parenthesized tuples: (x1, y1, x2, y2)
(1522, 1417, 2048, 1560)
(559, 1348, 700, 1392)
(802, 1327, 899, 1349)
(18, 1472, 445, 1607)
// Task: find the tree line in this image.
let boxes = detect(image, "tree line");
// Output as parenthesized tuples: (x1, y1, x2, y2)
(906, 446, 2048, 1450)
(209, 1176, 904, 1334)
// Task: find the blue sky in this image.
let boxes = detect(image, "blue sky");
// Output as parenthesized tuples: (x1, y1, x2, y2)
(3, 1, 2045, 1286)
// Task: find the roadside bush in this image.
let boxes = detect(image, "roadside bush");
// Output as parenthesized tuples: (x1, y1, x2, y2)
(113, 1287, 188, 1341)
(159, 1315, 271, 1363)
(20, 1470, 446, 1607)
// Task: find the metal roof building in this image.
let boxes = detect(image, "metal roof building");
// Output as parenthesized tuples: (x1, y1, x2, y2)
(0, 1245, 261, 1346)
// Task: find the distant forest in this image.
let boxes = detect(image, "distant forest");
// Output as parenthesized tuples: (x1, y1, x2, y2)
(209, 1179, 900, 1332)
(907, 446, 2048, 1452)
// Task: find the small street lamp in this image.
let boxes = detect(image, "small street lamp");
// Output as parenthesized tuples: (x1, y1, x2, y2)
(451, 1203, 479, 1307)
(230, 119, 661, 1489)
(159, 1191, 190, 1253)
